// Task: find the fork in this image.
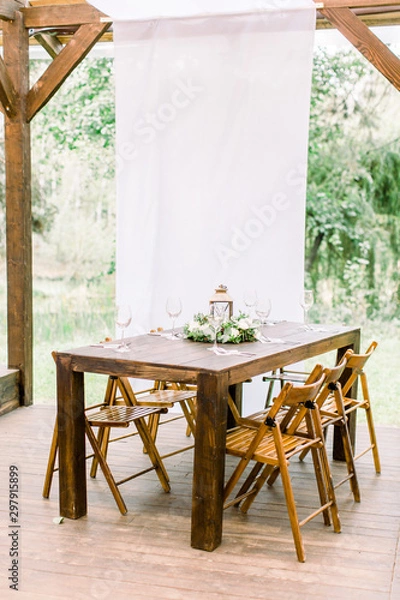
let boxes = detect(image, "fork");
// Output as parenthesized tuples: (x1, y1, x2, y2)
(208, 347, 256, 357)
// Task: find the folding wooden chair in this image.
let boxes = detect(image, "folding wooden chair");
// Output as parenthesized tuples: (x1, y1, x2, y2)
(249, 354, 361, 500)
(135, 379, 197, 453)
(84, 403, 171, 514)
(320, 342, 380, 474)
(43, 373, 196, 505)
(224, 366, 341, 562)
(263, 342, 380, 474)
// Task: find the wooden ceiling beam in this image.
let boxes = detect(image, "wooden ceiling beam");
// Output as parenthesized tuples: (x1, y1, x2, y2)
(320, 7, 400, 90)
(22, 4, 108, 28)
(26, 19, 110, 121)
(33, 31, 63, 58)
(0, 0, 23, 22)
(317, 7, 400, 27)
(316, 0, 400, 8)
(314, 0, 400, 10)
(0, 54, 17, 115)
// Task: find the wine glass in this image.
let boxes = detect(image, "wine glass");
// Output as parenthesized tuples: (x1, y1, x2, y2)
(255, 298, 272, 340)
(208, 304, 225, 353)
(166, 296, 182, 339)
(300, 289, 314, 330)
(243, 289, 258, 318)
(115, 304, 132, 352)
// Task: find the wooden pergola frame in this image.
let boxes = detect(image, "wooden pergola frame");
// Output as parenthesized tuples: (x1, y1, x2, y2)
(0, 0, 398, 413)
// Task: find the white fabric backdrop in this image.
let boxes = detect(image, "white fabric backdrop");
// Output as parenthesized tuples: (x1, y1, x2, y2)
(114, 5, 315, 342)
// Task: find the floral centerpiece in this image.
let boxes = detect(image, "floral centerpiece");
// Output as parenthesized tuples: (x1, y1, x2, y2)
(183, 312, 259, 344)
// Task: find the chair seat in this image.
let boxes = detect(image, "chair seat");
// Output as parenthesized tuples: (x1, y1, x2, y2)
(87, 405, 168, 427)
(226, 426, 318, 464)
(137, 389, 196, 407)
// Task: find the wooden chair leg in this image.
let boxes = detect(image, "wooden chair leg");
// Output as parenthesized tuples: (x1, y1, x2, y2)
(364, 405, 381, 473)
(309, 445, 331, 526)
(234, 462, 264, 502)
(266, 465, 281, 487)
(90, 425, 111, 478)
(279, 453, 306, 563)
(239, 464, 275, 513)
(223, 452, 255, 504)
(42, 417, 59, 498)
(84, 420, 128, 515)
(134, 418, 170, 492)
(264, 370, 278, 409)
(180, 400, 196, 437)
(313, 430, 341, 534)
(89, 377, 119, 476)
(336, 421, 361, 502)
(147, 412, 161, 441)
(361, 374, 381, 473)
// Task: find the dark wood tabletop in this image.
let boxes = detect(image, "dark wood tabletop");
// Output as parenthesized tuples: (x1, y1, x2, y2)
(53, 321, 360, 551)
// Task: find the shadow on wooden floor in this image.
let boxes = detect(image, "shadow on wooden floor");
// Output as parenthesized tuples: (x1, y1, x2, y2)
(0, 405, 399, 599)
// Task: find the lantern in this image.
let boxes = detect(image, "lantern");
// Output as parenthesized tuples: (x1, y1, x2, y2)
(209, 285, 233, 320)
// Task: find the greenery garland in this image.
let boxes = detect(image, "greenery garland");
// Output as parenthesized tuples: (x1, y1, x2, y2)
(183, 312, 259, 344)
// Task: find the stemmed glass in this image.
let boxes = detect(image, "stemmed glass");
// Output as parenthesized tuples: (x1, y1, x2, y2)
(166, 296, 182, 339)
(243, 289, 258, 319)
(115, 304, 132, 352)
(300, 289, 314, 330)
(208, 305, 225, 354)
(255, 298, 272, 341)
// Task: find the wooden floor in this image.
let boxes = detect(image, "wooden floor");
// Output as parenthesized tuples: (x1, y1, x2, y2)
(0, 405, 399, 600)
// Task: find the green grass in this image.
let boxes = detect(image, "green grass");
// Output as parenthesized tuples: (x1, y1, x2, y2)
(34, 302, 115, 407)
(302, 319, 400, 426)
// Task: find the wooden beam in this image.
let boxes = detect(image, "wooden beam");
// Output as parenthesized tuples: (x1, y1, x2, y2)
(22, 4, 109, 28)
(0, 0, 22, 22)
(317, 10, 400, 28)
(3, 11, 33, 406)
(29, 0, 87, 5)
(0, 54, 17, 116)
(0, 366, 20, 416)
(321, 7, 400, 90)
(27, 20, 110, 121)
(316, 0, 400, 8)
(33, 31, 63, 58)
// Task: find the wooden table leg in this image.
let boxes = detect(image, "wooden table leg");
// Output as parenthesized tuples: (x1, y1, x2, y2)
(333, 330, 361, 461)
(191, 372, 228, 551)
(56, 354, 87, 519)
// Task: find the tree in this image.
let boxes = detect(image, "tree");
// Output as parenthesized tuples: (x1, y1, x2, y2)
(306, 48, 400, 320)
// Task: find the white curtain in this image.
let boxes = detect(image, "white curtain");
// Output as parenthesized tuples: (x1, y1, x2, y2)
(113, 3, 316, 337)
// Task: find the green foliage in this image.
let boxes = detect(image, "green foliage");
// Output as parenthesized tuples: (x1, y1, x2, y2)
(306, 48, 400, 322)
(30, 56, 116, 287)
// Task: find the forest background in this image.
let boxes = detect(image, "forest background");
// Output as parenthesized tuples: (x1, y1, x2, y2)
(0, 39, 399, 423)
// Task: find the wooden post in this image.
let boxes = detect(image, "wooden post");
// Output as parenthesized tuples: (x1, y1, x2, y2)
(3, 11, 33, 406)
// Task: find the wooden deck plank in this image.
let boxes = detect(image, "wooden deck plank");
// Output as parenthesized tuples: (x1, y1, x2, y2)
(0, 405, 399, 599)
(0, 365, 19, 415)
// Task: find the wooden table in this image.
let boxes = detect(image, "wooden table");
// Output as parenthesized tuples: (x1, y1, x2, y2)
(53, 321, 360, 552)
